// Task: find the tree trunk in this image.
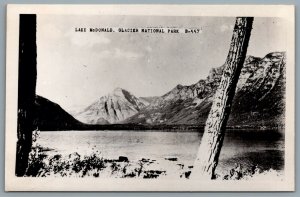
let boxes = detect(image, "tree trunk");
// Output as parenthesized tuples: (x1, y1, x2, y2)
(191, 17, 254, 180)
(16, 14, 37, 176)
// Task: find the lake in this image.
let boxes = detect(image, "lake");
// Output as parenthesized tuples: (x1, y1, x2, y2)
(37, 129, 284, 177)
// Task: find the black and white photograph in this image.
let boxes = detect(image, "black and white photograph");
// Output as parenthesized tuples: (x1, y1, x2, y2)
(5, 5, 295, 191)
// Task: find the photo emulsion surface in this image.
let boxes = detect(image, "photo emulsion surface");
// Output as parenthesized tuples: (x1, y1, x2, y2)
(6, 5, 295, 191)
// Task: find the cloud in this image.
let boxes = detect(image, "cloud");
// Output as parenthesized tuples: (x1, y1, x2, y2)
(67, 31, 111, 47)
(145, 46, 153, 52)
(97, 48, 143, 59)
(220, 24, 234, 32)
(114, 48, 142, 59)
(38, 24, 63, 41)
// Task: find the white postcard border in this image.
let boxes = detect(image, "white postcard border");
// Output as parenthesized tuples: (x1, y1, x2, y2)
(5, 4, 295, 191)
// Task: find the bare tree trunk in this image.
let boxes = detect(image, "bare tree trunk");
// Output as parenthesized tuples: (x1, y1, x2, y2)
(16, 14, 37, 176)
(191, 17, 254, 180)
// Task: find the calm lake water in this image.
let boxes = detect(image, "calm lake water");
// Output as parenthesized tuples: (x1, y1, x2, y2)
(38, 129, 284, 175)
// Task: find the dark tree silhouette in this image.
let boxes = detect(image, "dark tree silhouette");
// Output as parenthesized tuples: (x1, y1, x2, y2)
(191, 17, 254, 179)
(16, 14, 37, 176)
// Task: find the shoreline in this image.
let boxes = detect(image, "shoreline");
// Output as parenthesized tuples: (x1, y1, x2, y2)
(38, 123, 285, 132)
(27, 147, 284, 180)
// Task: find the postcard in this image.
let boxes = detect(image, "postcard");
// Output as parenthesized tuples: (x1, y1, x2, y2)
(5, 4, 295, 191)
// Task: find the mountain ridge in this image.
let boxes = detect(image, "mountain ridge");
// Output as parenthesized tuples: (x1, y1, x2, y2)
(123, 51, 286, 127)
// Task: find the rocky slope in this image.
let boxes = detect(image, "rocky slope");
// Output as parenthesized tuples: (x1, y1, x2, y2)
(124, 52, 286, 127)
(75, 88, 147, 124)
(139, 96, 159, 106)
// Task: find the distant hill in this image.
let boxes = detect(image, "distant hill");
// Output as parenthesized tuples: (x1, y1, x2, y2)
(124, 52, 286, 128)
(32, 95, 86, 130)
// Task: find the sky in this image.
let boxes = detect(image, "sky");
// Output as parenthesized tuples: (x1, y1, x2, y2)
(36, 15, 288, 112)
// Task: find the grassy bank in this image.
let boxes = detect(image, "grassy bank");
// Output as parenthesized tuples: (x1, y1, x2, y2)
(26, 145, 283, 180)
(25, 130, 283, 180)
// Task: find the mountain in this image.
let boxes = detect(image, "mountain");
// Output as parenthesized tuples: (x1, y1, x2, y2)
(124, 52, 286, 128)
(75, 88, 147, 124)
(32, 95, 86, 130)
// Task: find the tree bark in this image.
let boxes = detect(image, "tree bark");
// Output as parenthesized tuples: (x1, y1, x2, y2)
(191, 17, 254, 180)
(16, 14, 37, 176)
